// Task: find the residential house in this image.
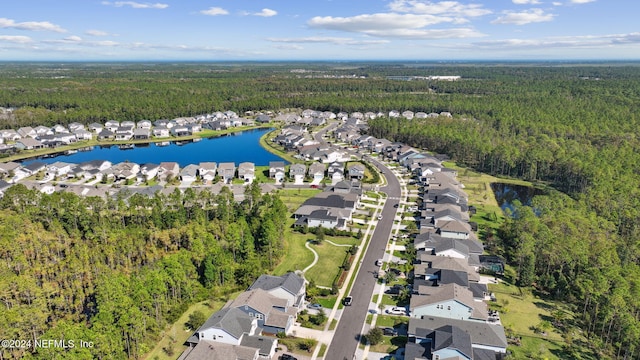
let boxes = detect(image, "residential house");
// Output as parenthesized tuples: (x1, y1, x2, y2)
(217, 162, 236, 184)
(115, 126, 134, 141)
(157, 162, 180, 181)
(189, 307, 258, 346)
(20, 161, 46, 177)
(180, 164, 199, 182)
(178, 341, 259, 360)
(295, 209, 345, 229)
(133, 128, 151, 140)
(34, 126, 53, 137)
(308, 163, 325, 183)
(0, 130, 21, 142)
(409, 283, 488, 322)
(104, 120, 120, 132)
(15, 138, 44, 150)
(17, 127, 36, 138)
(88, 123, 103, 134)
(121, 120, 136, 128)
(74, 129, 93, 141)
(171, 125, 190, 137)
(408, 316, 508, 355)
(140, 163, 160, 181)
(248, 272, 306, 309)
(198, 162, 217, 182)
(289, 163, 306, 183)
(137, 120, 152, 129)
(68, 122, 85, 132)
(402, 110, 415, 119)
(256, 114, 271, 123)
(51, 124, 69, 133)
(186, 124, 202, 134)
(227, 288, 296, 335)
(347, 163, 366, 180)
(405, 325, 475, 360)
(46, 162, 75, 178)
(437, 219, 472, 240)
(111, 162, 140, 181)
(152, 126, 170, 138)
(97, 129, 115, 141)
(269, 161, 286, 183)
(237, 162, 255, 183)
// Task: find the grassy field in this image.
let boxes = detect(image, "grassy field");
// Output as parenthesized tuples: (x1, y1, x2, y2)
(277, 188, 322, 212)
(305, 237, 359, 287)
(272, 219, 316, 276)
(486, 280, 597, 359)
(142, 299, 227, 360)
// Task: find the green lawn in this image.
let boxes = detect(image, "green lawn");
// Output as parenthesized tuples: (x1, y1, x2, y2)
(374, 315, 409, 328)
(489, 282, 563, 343)
(142, 299, 226, 360)
(277, 188, 322, 212)
(305, 239, 356, 287)
(272, 220, 316, 276)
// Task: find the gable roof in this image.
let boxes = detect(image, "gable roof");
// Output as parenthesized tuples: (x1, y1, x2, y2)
(409, 316, 508, 350)
(198, 307, 254, 340)
(228, 288, 288, 316)
(430, 325, 473, 360)
(178, 340, 258, 360)
(249, 272, 304, 297)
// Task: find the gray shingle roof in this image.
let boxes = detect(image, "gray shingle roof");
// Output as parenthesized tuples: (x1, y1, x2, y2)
(198, 307, 254, 340)
(409, 316, 508, 350)
(249, 272, 304, 297)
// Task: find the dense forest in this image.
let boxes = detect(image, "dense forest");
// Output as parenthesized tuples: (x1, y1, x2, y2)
(0, 183, 287, 359)
(2, 62, 640, 358)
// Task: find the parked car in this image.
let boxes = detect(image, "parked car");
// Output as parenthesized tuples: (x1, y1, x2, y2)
(377, 215, 383, 220)
(310, 184, 318, 188)
(343, 296, 353, 306)
(386, 306, 406, 315)
(369, 309, 378, 314)
(308, 303, 322, 310)
(279, 354, 298, 360)
(375, 259, 384, 266)
(383, 327, 398, 336)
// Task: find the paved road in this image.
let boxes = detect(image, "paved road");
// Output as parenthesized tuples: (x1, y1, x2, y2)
(325, 156, 402, 360)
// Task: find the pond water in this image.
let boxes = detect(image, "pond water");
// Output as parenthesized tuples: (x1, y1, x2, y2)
(491, 183, 545, 213)
(21, 128, 285, 167)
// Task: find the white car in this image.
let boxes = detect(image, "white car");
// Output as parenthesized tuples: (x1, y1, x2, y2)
(377, 215, 383, 220)
(386, 307, 406, 315)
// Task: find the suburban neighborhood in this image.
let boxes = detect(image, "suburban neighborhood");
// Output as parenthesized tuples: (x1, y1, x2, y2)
(0, 108, 507, 360)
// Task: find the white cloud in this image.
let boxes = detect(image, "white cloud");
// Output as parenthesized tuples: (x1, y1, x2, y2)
(310, 13, 453, 32)
(267, 36, 389, 45)
(512, 0, 541, 4)
(388, 0, 491, 17)
(0, 35, 33, 44)
(65, 35, 83, 42)
(252, 8, 278, 17)
(472, 32, 640, 50)
(570, 0, 595, 3)
(0, 17, 66, 33)
(200, 7, 229, 16)
(101, 1, 168, 9)
(308, 13, 484, 39)
(552, 2, 563, 5)
(85, 30, 110, 37)
(491, 8, 555, 25)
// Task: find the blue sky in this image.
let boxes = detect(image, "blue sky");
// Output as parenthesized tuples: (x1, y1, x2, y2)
(0, 0, 638, 61)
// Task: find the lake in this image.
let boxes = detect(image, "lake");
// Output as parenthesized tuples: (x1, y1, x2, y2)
(491, 183, 545, 213)
(21, 128, 285, 167)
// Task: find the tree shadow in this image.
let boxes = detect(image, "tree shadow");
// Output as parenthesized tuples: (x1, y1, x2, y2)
(534, 301, 555, 311)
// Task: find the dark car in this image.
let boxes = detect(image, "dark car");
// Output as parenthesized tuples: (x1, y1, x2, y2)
(279, 354, 298, 360)
(383, 327, 398, 336)
(343, 296, 353, 306)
